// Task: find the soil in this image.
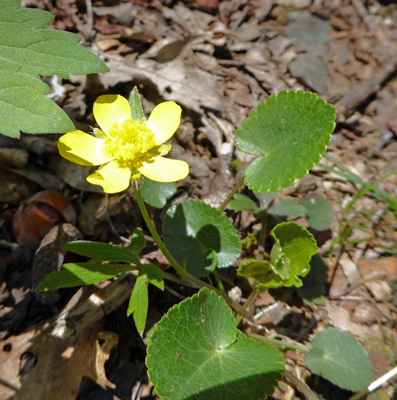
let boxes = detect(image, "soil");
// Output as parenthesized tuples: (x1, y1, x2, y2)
(0, 0, 396, 399)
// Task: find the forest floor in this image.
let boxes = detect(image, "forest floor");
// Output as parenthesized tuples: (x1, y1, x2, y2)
(0, 0, 396, 399)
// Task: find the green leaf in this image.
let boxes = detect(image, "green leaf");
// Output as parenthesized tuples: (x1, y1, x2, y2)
(128, 263, 164, 335)
(147, 288, 284, 400)
(237, 259, 276, 282)
(299, 195, 333, 230)
(141, 263, 164, 291)
(128, 274, 148, 335)
(0, 0, 108, 138)
(238, 222, 317, 289)
(227, 194, 258, 211)
(0, 72, 75, 138)
(36, 263, 134, 291)
(268, 199, 306, 218)
(269, 222, 317, 287)
(235, 91, 336, 193)
(163, 200, 241, 277)
(129, 87, 145, 120)
(64, 229, 145, 264)
(128, 228, 146, 261)
(64, 242, 136, 263)
(305, 328, 372, 391)
(141, 179, 177, 209)
(297, 255, 329, 306)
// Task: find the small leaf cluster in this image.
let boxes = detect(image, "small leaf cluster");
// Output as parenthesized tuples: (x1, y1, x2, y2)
(237, 221, 317, 289)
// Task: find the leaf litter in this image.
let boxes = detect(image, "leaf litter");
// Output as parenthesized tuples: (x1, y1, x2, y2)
(1, 0, 396, 398)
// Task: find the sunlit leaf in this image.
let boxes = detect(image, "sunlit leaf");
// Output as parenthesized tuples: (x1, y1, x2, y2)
(147, 288, 284, 400)
(235, 91, 336, 193)
(0, 0, 108, 138)
(37, 263, 134, 290)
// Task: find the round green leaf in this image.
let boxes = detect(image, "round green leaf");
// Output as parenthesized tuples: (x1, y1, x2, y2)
(163, 200, 241, 277)
(299, 195, 333, 230)
(305, 328, 372, 391)
(141, 178, 177, 208)
(228, 194, 258, 211)
(147, 288, 284, 400)
(235, 91, 336, 193)
(268, 199, 306, 218)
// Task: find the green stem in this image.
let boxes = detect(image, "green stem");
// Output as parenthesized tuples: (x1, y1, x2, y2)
(248, 332, 309, 353)
(212, 269, 225, 292)
(133, 181, 254, 322)
(218, 176, 245, 212)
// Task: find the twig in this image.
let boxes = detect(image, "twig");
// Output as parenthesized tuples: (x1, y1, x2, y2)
(283, 370, 320, 400)
(349, 366, 397, 400)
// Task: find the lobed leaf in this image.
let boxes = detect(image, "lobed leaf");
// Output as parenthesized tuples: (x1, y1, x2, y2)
(147, 288, 284, 400)
(37, 263, 134, 291)
(238, 222, 317, 289)
(64, 229, 145, 265)
(0, 0, 108, 138)
(269, 222, 317, 287)
(235, 91, 336, 193)
(128, 263, 164, 335)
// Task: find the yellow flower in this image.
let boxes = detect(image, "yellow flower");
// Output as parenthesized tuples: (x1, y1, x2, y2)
(58, 95, 189, 193)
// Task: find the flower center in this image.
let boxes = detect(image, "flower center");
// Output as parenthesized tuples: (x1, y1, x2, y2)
(105, 119, 156, 165)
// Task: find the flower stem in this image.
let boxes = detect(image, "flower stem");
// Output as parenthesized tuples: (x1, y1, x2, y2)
(212, 269, 225, 292)
(248, 332, 309, 353)
(133, 181, 254, 321)
(218, 176, 245, 212)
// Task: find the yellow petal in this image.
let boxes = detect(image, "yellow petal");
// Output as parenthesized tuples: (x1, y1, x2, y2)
(93, 128, 106, 139)
(93, 95, 132, 134)
(136, 155, 189, 182)
(87, 161, 132, 193)
(146, 102, 181, 146)
(58, 130, 111, 166)
(149, 144, 172, 156)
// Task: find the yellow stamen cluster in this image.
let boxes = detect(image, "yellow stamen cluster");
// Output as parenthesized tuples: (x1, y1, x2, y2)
(105, 119, 156, 164)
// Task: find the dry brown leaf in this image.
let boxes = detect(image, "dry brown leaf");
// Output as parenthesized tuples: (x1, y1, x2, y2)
(98, 53, 231, 113)
(0, 274, 134, 399)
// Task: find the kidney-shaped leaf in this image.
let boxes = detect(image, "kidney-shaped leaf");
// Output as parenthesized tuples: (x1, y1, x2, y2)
(141, 179, 177, 209)
(305, 328, 372, 391)
(268, 199, 306, 218)
(147, 288, 284, 400)
(163, 200, 241, 277)
(235, 91, 336, 193)
(227, 194, 258, 211)
(299, 195, 333, 230)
